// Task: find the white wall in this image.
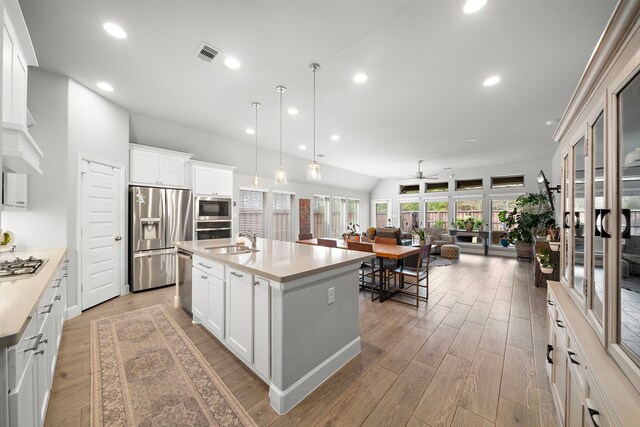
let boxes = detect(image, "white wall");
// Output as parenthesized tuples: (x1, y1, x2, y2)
(370, 157, 553, 229)
(2, 68, 69, 248)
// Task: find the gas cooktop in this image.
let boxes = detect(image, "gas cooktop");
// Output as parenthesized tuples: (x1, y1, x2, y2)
(0, 256, 47, 281)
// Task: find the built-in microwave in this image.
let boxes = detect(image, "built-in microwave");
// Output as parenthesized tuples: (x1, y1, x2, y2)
(195, 196, 232, 221)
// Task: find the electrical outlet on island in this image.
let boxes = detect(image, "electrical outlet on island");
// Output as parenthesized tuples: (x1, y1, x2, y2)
(328, 287, 335, 305)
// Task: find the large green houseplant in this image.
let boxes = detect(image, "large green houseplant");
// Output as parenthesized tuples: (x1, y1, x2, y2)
(498, 193, 554, 260)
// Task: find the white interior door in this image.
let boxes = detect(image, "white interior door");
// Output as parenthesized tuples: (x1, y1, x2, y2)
(81, 159, 123, 310)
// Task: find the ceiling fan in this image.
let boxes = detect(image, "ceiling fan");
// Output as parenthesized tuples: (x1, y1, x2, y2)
(398, 160, 439, 180)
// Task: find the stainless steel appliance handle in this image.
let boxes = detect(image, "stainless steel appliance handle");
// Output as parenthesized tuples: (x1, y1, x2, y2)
(177, 251, 193, 260)
(133, 248, 176, 258)
(196, 227, 232, 231)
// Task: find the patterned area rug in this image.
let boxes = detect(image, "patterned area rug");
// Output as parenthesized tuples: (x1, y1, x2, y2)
(91, 304, 256, 427)
(430, 256, 453, 267)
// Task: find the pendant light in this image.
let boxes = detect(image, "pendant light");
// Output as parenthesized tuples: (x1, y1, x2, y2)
(275, 85, 287, 184)
(250, 102, 262, 187)
(307, 63, 321, 181)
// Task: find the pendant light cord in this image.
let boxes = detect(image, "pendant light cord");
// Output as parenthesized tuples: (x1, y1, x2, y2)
(254, 104, 258, 174)
(313, 68, 316, 160)
(279, 89, 283, 166)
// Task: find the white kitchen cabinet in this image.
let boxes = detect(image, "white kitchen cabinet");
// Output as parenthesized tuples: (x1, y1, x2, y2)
(129, 143, 193, 187)
(253, 275, 270, 379)
(192, 255, 225, 340)
(8, 351, 38, 427)
(3, 172, 27, 208)
(192, 269, 208, 323)
(1, 1, 42, 176)
(226, 267, 253, 362)
(206, 275, 225, 340)
(189, 161, 235, 196)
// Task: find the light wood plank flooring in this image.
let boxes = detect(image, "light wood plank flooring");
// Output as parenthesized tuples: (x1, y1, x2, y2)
(45, 254, 559, 426)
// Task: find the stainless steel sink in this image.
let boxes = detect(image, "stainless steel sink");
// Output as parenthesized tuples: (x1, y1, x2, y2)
(205, 245, 259, 255)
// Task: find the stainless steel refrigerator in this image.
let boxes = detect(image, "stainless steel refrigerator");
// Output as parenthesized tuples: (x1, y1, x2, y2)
(129, 186, 192, 292)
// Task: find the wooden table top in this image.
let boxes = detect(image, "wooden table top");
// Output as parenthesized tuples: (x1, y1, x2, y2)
(296, 239, 421, 259)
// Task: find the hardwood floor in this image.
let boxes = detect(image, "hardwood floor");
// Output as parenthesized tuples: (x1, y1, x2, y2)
(45, 254, 559, 426)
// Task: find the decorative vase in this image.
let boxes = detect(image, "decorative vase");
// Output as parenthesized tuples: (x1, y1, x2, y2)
(549, 241, 560, 251)
(500, 238, 509, 247)
(515, 242, 533, 260)
(464, 222, 474, 232)
(420, 239, 426, 246)
(540, 266, 554, 274)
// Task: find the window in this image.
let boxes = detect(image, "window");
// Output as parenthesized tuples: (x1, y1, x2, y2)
(491, 175, 524, 189)
(491, 197, 518, 244)
(239, 189, 265, 237)
(347, 199, 360, 227)
(455, 199, 482, 221)
(331, 197, 347, 238)
(425, 182, 449, 193)
(399, 200, 419, 233)
(313, 195, 331, 238)
(455, 179, 483, 191)
(374, 200, 391, 227)
(425, 199, 449, 229)
(399, 184, 419, 194)
(272, 192, 294, 241)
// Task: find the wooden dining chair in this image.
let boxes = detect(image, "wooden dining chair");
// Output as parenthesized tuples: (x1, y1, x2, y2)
(298, 233, 313, 240)
(374, 237, 397, 245)
(317, 238, 338, 247)
(347, 241, 382, 301)
(389, 244, 432, 307)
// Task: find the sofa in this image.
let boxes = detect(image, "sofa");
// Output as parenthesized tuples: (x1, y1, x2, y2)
(362, 227, 413, 245)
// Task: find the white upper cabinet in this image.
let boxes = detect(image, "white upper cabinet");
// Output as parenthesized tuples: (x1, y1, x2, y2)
(1, 0, 42, 175)
(2, 172, 27, 208)
(129, 143, 193, 187)
(189, 161, 235, 196)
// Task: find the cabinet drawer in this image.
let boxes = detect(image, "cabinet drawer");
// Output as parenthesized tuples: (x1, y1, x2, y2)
(193, 255, 224, 279)
(7, 315, 38, 391)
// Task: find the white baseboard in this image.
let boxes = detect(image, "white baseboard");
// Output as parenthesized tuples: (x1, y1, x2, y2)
(269, 336, 361, 414)
(66, 304, 81, 319)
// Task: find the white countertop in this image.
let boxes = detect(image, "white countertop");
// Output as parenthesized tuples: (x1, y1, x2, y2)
(0, 247, 67, 348)
(174, 238, 372, 283)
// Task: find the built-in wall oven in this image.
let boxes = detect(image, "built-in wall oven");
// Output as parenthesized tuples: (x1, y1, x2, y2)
(195, 221, 232, 240)
(195, 196, 231, 221)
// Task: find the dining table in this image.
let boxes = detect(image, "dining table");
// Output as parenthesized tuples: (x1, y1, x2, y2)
(296, 238, 421, 301)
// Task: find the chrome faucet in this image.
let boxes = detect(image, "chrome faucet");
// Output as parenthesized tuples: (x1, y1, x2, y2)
(239, 232, 257, 249)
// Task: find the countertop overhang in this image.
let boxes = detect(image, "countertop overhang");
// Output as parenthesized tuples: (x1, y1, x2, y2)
(0, 247, 68, 348)
(174, 238, 372, 283)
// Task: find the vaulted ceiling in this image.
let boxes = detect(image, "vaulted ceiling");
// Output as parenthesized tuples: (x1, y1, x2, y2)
(19, 0, 616, 179)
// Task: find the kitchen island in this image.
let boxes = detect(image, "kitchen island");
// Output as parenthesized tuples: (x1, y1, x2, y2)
(173, 238, 371, 414)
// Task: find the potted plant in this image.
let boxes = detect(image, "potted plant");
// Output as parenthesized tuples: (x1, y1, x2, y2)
(366, 226, 376, 242)
(547, 223, 561, 251)
(433, 219, 446, 230)
(537, 248, 556, 274)
(413, 227, 427, 245)
(498, 193, 554, 261)
(342, 222, 360, 242)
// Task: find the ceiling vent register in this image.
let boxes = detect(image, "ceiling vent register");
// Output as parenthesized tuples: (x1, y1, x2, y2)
(196, 43, 219, 62)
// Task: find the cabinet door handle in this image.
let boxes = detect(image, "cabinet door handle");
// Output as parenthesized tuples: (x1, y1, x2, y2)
(563, 211, 570, 229)
(568, 350, 580, 365)
(594, 209, 611, 238)
(52, 278, 62, 288)
(198, 262, 211, 269)
(201, 275, 208, 280)
(547, 300, 554, 306)
(622, 209, 631, 239)
(230, 271, 243, 278)
(587, 408, 600, 427)
(556, 319, 564, 328)
(40, 303, 53, 314)
(34, 348, 45, 356)
(23, 334, 43, 352)
(55, 295, 62, 300)
(254, 280, 260, 286)
(547, 344, 553, 364)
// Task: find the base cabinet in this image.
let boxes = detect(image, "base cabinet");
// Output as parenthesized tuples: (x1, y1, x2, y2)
(191, 257, 270, 381)
(6, 256, 68, 427)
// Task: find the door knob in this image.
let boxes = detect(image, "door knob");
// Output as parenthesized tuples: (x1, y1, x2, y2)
(114, 236, 122, 241)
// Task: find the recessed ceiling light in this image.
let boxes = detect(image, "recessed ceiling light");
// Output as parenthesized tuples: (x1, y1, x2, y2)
(103, 22, 127, 39)
(298, 145, 307, 151)
(545, 119, 560, 126)
(287, 107, 298, 116)
(331, 135, 340, 141)
(224, 57, 241, 70)
(353, 73, 368, 83)
(463, 0, 487, 14)
(483, 75, 501, 86)
(245, 128, 255, 135)
(465, 138, 477, 143)
(96, 81, 114, 92)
